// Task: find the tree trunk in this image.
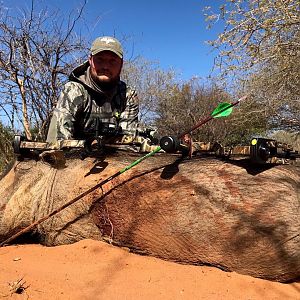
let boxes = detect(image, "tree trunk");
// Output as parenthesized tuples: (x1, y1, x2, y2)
(16, 77, 32, 140)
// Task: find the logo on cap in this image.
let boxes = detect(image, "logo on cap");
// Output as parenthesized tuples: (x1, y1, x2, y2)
(100, 37, 117, 44)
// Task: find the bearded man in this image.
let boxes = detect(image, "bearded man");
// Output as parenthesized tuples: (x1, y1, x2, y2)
(47, 36, 138, 143)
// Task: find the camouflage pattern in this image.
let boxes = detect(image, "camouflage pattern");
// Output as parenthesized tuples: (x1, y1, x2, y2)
(47, 62, 139, 143)
(20, 140, 86, 151)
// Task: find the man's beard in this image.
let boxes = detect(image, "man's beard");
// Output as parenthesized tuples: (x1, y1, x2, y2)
(90, 69, 120, 91)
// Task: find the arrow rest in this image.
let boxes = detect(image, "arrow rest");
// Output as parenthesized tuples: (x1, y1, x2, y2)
(159, 135, 190, 156)
(159, 136, 180, 153)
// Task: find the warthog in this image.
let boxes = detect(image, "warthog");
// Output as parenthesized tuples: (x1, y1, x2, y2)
(0, 153, 299, 282)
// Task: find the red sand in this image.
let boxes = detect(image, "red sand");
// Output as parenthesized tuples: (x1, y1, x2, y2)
(0, 239, 299, 299)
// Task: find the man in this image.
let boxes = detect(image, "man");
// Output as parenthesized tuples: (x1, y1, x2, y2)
(46, 36, 139, 143)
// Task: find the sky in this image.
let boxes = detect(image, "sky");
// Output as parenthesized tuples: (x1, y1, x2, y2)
(4, 0, 224, 80)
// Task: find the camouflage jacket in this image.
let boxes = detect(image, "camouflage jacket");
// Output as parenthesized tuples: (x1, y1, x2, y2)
(46, 61, 139, 143)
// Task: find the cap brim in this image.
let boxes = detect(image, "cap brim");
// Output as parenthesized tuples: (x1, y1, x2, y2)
(91, 47, 123, 59)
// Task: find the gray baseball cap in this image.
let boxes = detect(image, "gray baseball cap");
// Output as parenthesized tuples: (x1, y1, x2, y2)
(90, 36, 123, 59)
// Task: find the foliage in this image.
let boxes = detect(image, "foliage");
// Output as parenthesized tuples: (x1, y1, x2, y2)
(153, 78, 267, 145)
(122, 57, 177, 124)
(0, 0, 88, 140)
(205, 0, 300, 132)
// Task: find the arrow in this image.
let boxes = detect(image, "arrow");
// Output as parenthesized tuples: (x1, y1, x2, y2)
(179, 95, 247, 138)
(0, 95, 247, 247)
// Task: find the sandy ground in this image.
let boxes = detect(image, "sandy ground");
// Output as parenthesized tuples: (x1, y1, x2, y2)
(0, 239, 299, 300)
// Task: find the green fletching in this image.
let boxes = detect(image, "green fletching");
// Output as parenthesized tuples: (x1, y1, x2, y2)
(211, 102, 233, 118)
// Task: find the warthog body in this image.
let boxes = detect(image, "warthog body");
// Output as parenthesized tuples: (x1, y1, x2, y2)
(0, 153, 299, 282)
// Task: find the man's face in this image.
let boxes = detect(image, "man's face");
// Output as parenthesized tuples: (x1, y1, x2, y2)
(89, 51, 123, 84)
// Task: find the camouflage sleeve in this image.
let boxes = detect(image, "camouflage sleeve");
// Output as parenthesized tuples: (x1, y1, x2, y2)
(46, 82, 87, 143)
(119, 87, 139, 134)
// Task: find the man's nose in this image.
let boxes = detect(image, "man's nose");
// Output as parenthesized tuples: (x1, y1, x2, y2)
(100, 62, 110, 70)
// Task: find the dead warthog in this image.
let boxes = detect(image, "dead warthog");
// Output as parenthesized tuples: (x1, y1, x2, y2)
(0, 153, 299, 282)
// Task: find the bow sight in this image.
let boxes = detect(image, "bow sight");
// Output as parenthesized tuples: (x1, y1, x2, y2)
(250, 137, 299, 164)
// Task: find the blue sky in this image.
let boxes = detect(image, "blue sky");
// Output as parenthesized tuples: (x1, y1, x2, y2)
(5, 0, 224, 80)
(83, 0, 224, 80)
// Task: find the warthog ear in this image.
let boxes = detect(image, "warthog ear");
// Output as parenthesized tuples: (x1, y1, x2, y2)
(39, 150, 66, 169)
